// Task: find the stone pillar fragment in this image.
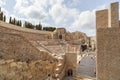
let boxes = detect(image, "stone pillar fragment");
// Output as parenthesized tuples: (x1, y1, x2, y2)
(108, 2, 119, 28)
(96, 9, 108, 29)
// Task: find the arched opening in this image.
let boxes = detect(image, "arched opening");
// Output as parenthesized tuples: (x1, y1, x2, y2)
(67, 69, 73, 76)
(59, 35, 62, 39)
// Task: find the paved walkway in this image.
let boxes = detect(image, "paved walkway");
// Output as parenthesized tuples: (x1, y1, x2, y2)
(77, 55, 96, 77)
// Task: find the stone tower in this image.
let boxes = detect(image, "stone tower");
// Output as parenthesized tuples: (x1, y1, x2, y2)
(65, 45, 77, 77)
(96, 2, 120, 80)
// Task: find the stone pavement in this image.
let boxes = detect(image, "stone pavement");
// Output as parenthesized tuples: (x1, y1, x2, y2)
(77, 55, 96, 77)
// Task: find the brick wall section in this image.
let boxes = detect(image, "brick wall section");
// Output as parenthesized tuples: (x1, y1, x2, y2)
(97, 28, 120, 80)
(0, 33, 56, 62)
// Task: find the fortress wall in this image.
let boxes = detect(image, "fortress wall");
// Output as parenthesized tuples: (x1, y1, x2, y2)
(0, 33, 56, 62)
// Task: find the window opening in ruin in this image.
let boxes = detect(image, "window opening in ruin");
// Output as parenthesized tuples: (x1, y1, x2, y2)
(59, 35, 62, 39)
(81, 44, 87, 52)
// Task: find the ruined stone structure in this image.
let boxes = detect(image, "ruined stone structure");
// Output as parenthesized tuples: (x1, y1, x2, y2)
(0, 21, 87, 80)
(96, 2, 120, 80)
(53, 28, 87, 41)
(87, 36, 96, 51)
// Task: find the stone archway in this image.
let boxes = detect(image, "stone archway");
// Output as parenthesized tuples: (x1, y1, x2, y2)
(67, 69, 73, 76)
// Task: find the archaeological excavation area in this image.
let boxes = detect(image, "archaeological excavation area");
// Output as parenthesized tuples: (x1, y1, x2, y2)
(0, 1, 120, 80)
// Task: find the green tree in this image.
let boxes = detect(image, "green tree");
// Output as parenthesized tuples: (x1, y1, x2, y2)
(0, 13, 1, 20)
(0, 12, 3, 20)
(43, 27, 47, 31)
(1, 12, 3, 21)
(13, 18, 16, 24)
(16, 20, 20, 26)
(24, 21, 34, 29)
(9, 17, 12, 23)
(0, 7, 1, 12)
(43, 27, 56, 31)
(3, 15, 6, 22)
(19, 20, 22, 26)
(36, 23, 42, 30)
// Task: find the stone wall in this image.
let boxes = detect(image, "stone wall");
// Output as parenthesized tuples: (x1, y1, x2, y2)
(53, 28, 87, 41)
(96, 2, 120, 80)
(0, 32, 61, 80)
(0, 59, 56, 80)
(0, 33, 56, 62)
(96, 9, 108, 29)
(108, 2, 119, 28)
(65, 45, 77, 76)
(0, 26, 52, 41)
(0, 16, 85, 79)
(65, 52, 77, 76)
(97, 28, 120, 80)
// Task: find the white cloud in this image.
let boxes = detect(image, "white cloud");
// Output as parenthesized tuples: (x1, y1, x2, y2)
(69, 5, 106, 36)
(13, 0, 110, 36)
(71, 0, 81, 6)
(14, 0, 65, 21)
(49, 4, 79, 24)
(0, 0, 6, 6)
(14, 0, 44, 20)
(0, 0, 10, 22)
(14, 0, 79, 27)
(70, 10, 95, 36)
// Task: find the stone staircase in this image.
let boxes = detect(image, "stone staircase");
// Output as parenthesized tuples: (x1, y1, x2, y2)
(53, 55, 66, 80)
(29, 40, 66, 80)
(46, 45, 64, 55)
(29, 40, 66, 55)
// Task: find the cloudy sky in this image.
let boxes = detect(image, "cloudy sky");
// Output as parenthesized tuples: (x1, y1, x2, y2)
(0, 0, 119, 36)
